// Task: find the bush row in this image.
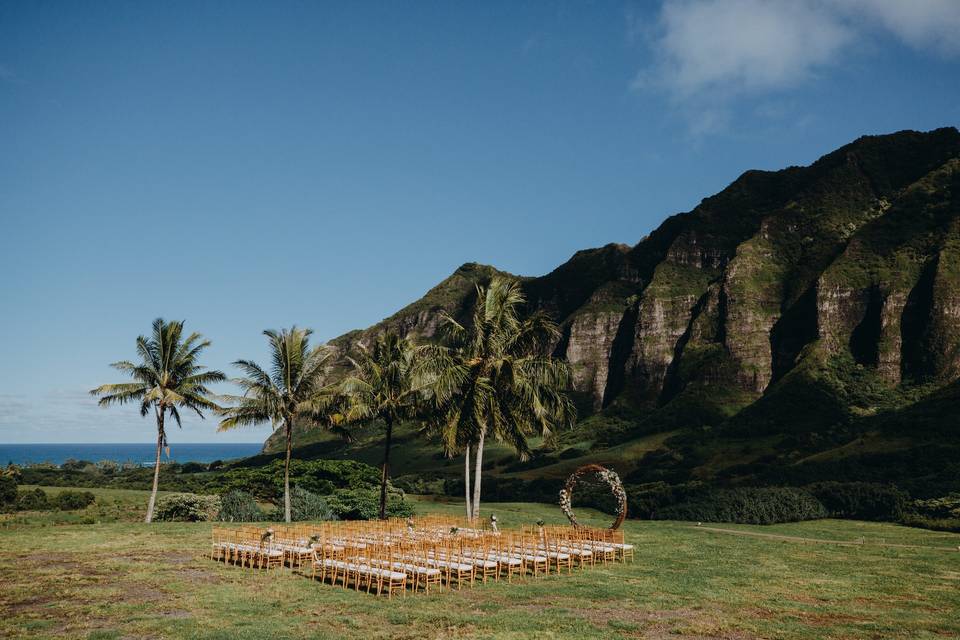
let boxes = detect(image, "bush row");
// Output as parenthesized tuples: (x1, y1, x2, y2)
(400, 472, 937, 527)
(215, 487, 340, 522)
(154, 486, 414, 522)
(0, 475, 16, 507)
(18, 458, 386, 499)
(651, 487, 828, 524)
(902, 493, 960, 533)
(154, 493, 222, 521)
(1, 485, 97, 513)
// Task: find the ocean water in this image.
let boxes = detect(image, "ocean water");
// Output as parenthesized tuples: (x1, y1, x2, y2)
(0, 443, 264, 466)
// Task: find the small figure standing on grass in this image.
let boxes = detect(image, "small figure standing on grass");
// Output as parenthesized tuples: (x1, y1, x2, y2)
(489, 514, 499, 534)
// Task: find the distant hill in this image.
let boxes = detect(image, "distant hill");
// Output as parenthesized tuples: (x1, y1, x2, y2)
(264, 127, 960, 497)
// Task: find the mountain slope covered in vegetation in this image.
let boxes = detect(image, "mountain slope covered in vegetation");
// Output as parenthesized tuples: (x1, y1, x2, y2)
(266, 127, 960, 498)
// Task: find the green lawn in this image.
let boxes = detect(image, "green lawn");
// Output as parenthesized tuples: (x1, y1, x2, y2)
(1, 489, 958, 639)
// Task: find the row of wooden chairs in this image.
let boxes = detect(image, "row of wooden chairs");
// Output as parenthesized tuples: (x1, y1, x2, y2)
(210, 526, 284, 570)
(210, 517, 633, 596)
(524, 524, 635, 563)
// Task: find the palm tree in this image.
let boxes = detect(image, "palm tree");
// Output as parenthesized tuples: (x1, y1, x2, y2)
(429, 277, 576, 520)
(340, 332, 425, 520)
(218, 327, 340, 523)
(91, 318, 225, 523)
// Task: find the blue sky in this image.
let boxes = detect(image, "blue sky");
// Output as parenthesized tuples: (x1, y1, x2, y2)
(1, 1, 959, 444)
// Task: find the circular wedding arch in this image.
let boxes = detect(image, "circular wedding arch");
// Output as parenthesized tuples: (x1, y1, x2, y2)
(558, 463, 627, 530)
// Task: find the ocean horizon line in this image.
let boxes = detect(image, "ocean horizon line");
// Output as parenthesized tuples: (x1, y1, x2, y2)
(0, 442, 264, 445)
(0, 442, 266, 466)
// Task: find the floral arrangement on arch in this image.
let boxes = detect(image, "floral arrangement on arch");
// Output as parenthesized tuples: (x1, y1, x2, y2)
(558, 463, 627, 530)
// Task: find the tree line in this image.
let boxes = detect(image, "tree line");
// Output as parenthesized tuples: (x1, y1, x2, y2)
(91, 277, 575, 524)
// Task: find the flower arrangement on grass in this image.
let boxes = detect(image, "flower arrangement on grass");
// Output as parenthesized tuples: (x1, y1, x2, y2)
(261, 528, 274, 545)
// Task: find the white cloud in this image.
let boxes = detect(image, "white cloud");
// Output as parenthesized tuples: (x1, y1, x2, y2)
(838, 0, 960, 56)
(687, 107, 731, 137)
(639, 0, 960, 101)
(642, 0, 852, 97)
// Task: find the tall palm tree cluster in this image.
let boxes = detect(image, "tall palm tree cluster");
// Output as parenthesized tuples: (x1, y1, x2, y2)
(427, 279, 577, 520)
(91, 277, 575, 524)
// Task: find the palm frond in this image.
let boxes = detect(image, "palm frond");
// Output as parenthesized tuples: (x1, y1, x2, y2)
(93, 318, 224, 431)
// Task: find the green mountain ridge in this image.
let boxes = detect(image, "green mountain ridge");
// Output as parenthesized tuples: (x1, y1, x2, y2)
(264, 127, 960, 497)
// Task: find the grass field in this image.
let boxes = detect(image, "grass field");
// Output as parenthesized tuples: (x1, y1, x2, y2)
(1, 488, 959, 639)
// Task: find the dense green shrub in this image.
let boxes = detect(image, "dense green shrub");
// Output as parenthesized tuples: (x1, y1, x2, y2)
(806, 482, 907, 521)
(16, 457, 383, 499)
(19, 464, 211, 493)
(568, 479, 620, 515)
(3, 464, 23, 482)
(0, 475, 16, 509)
(323, 489, 378, 520)
(393, 474, 446, 496)
(325, 488, 413, 520)
(55, 490, 96, 511)
(910, 493, 960, 519)
(154, 493, 221, 522)
(626, 482, 707, 519)
(61, 458, 94, 471)
(902, 493, 960, 533)
(653, 487, 828, 525)
(900, 514, 960, 533)
(217, 490, 264, 522)
(441, 476, 560, 504)
(443, 477, 465, 498)
(287, 487, 337, 521)
(16, 488, 51, 511)
(96, 460, 120, 474)
(214, 459, 381, 501)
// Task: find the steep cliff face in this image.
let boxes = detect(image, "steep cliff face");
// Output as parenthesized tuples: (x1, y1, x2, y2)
(817, 157, 960, 385)
(273, 128, 960, 453)
(561, 309, 623, 410)
(566, 128, 960, 420)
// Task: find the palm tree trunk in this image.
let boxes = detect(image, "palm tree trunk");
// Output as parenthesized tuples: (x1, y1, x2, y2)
(145, 407, 164, 524)
(284, 421, 293, 523)
(464, 445, 472, 520)
(379, 417, 393, 520)
(471, 428, 485, 520)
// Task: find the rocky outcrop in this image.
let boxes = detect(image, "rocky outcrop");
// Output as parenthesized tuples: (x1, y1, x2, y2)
(560, 310, 623, 410)
(926, 240, 960, 379)
(720, 225, 784, 393)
